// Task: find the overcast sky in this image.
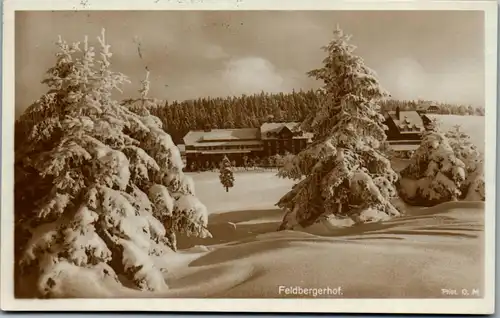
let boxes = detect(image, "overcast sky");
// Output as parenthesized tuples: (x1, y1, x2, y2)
(15, 10, 484, 116)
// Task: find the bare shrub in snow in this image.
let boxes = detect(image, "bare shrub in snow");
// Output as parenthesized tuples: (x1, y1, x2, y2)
(276, 26, 400, 230)
(14, 30, 210, 297)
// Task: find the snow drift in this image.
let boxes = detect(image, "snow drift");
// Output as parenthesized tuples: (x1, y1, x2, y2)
(37, 199, 484, 299)
(24, 171, 484, 299)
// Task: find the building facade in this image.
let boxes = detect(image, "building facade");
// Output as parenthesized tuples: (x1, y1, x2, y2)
(181, 113, 430, 169)
(425, 105, 440, 113)
(176, 144, 186, 165)
(183, 128, 264, 170)
(260, 122, 313, 157)
(416, 103, 440, 115)
(383, 107, 427, 157)
(182, 122, 313, 170)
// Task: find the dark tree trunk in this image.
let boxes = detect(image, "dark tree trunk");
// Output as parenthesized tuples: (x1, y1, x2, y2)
(226, 187, 228, 192)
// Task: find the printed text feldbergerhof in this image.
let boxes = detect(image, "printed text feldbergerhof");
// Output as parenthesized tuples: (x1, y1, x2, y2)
(278, 285, 343, 297)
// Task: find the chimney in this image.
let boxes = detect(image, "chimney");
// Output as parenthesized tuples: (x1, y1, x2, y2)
(396, 106, 401, 120)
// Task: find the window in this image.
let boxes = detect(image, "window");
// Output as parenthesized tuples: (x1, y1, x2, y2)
(277, 141, 283, 154)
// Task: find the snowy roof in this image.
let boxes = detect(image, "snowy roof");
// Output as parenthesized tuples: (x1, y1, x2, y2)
(183, 128, 259, 146)
(417, 104, 440, 113)
(387, 111, 425, 134)
(260, 122, 313, 140)
(184, 123, 314, 146)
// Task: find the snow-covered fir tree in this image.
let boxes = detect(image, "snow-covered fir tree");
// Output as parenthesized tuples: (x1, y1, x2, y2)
(276, 26, 400, 230)
(445, 125, 482, 174)
(14, 30, 210, 298)
(463, 160, 485, 201)
(445, 125, 485, 201)
(398, 127, 467, 205)
(219, 156, 235, 192)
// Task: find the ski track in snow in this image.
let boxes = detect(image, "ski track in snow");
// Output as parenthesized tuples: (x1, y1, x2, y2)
(60, 116, 485, 298)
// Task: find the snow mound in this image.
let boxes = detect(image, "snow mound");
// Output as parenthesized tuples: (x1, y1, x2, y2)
(27, 169, 484, 299)
(45, 201, 484, 298)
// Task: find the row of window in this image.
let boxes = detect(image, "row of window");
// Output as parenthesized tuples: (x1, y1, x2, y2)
(265, 140, 307, 154)
(188, 140, 308, 152)
(194, 144, 263, 151)
(265, 140, 306, 147)
(398, 124, 422, 132)
(266, 132, 303, 138)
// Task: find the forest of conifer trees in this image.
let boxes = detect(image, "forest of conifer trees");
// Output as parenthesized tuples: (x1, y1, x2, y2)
(130, 90, 484, 145)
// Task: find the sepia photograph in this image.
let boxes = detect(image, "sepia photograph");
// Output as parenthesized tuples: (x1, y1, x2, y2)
(1, 0, 497, 314)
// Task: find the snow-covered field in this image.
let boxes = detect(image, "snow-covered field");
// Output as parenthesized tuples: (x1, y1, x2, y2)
(52, 170, 484, 298)
(179, 171, 484, 298)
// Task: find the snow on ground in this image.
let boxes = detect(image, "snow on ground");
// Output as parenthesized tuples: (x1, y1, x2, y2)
(54, 171, 484, 299)
(190, 170, 296, 214)
(428, 114, 485, 153)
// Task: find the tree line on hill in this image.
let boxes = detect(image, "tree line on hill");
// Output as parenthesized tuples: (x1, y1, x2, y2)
(136, 91, 484, 145)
